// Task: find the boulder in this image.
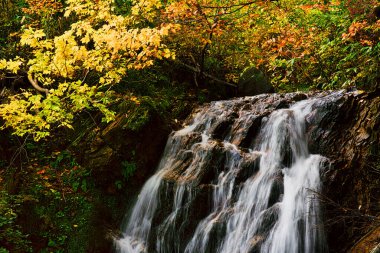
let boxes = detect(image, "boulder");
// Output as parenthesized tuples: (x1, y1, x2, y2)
(237, 67, 274, 96)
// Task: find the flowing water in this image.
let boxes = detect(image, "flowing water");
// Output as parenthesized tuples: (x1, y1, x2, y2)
(115, 92, 344, 253)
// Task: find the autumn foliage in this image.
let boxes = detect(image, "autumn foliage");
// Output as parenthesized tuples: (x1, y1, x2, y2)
(0, 2, 379, 252)
(0, 0, 178, 140)
(0, 0, 380, 140)
(22, 0, 63, 16)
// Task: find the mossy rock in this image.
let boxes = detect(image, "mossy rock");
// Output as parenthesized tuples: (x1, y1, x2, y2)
(238, 67, 274, 97)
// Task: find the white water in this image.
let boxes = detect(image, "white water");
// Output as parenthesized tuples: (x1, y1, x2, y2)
(218, 100, 325, 253)
(115, 93, 338, 253)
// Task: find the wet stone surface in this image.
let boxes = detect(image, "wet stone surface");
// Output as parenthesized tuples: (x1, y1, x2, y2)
(115, 90, 380, 253)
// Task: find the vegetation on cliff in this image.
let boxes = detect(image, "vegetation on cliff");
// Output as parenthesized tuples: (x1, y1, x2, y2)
(0, 0, 379, 252)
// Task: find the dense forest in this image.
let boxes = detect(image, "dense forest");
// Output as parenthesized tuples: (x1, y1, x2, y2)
(0, 0, 379, 252)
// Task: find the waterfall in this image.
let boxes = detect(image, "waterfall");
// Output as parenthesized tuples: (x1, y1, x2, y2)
(115, 92, 344, 253)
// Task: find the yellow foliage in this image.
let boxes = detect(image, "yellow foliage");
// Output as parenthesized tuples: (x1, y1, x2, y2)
(20, 28, 46, 48)
(131, 0, 162, 21)
(0, 58, 25, 74)
(0, 0, 177, 140)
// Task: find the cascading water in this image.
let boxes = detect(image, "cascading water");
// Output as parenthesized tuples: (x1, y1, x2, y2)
(115, 91, 345, 253)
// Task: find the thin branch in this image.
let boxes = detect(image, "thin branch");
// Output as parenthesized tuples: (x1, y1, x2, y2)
(200, 1, 257, 9)
(309, 189, 380, 225)
(9, 135, 29, 168)
(3, 76, 20, 79)
(0, 87, 6, 97)
(176, 60, 237, 88)
(81, 69, 90, 83)
(27, 74, 49, 95)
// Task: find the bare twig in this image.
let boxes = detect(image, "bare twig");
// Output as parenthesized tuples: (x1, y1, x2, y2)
(309, 189, 380, 227)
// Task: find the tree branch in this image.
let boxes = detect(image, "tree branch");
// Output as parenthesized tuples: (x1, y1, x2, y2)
(200, 1, 257, 9)
(176, 61, 237, 88)
(27, 74, 49, 95)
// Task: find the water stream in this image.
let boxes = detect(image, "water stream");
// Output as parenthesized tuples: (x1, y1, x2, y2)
(115, 92, 342, 253)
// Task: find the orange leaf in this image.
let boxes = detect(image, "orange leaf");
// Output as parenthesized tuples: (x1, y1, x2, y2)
(37, 169, 46, 174)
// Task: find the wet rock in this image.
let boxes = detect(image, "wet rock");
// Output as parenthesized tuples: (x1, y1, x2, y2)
(256, 204, 280, 236)
(235, 152, 261, 185)
(116, 90, 380, 253)
(185, 184, 215, 239)
(247, 205, 281, 253)
(267, 171, 284, 207)
(238, 116, 264, 148)
(305, 93, 380, 253)
(275, 100, 290, 109)
(348, 225, 380, 253)
(293, 93, 308, 102)
(211, 118, 234, 141)
(248, 235, 265, 253)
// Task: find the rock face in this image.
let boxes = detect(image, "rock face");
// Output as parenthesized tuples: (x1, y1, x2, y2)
(237, 67, 274, 96)
(114, 90, 379, 253)
(114, 91, 380, 253)
(307, 91, 380, 253)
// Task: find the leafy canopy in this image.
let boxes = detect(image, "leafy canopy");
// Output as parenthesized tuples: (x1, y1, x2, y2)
(0, 0, 178, 140)
(1, 0, 380, 140)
